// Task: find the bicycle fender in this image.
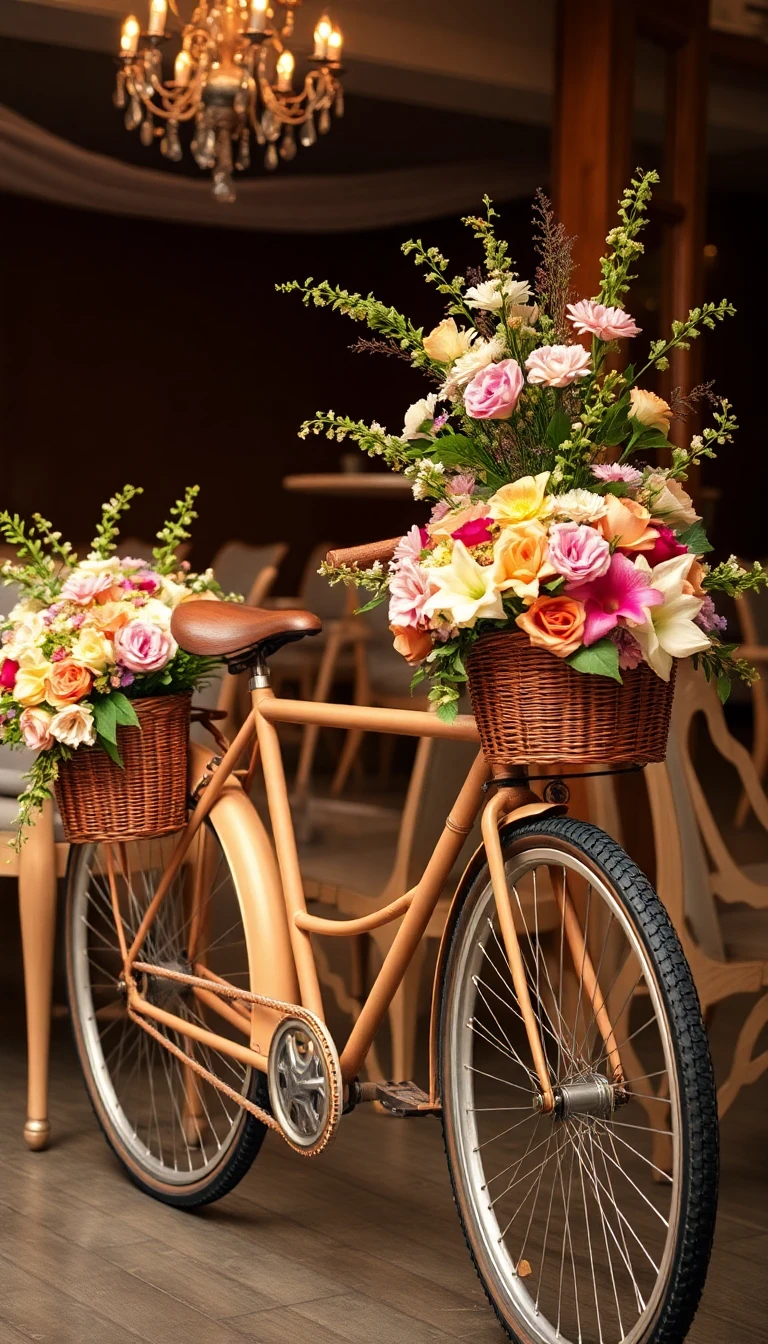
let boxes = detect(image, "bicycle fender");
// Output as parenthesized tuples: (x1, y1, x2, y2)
(428, 799, 566, 1105)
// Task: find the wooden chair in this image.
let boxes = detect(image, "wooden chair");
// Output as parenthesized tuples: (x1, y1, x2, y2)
(301, 732, 560, 1082)
(733, 566, 768, 824)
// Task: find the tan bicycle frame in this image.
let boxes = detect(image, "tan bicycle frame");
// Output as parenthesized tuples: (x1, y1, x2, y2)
(120, 677, 620, 1116)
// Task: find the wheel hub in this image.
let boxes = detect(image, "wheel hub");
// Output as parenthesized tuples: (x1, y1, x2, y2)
(139, 958, 192, 1010)
(534, 1072, 619, 1121)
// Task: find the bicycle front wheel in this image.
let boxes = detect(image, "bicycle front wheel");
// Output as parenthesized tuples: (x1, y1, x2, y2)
(66, 819, 269, 1208)
(439, 816, 718, 1344)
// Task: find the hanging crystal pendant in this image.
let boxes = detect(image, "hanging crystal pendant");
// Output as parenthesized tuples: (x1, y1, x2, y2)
(334, 88, 344, 118)
(194, 123, 216, 169)
(318, 106, 331, 135)
(160, 121, 183, 161)
(253, 115, 266, 146)
(212, 168, 236, 203)
(140, 114, 155, 147)
(113, 71, 126, 110)
(125, 95, 142, 132)
(261, 107, 280, 142)
(235, 130, 251, 171)
(279, 128, 297, 161)
(264, 142, 279, 170)
(299, 115, 316, 148)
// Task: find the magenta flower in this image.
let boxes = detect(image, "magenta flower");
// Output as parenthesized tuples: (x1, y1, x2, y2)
(0, 658, 19, 690)
(566, 551, 663, 646)
(567, 300, 641, 341)
(452, 516, 493, 547)
(644, 525, 689, 567)
(591, 463, 643, 488)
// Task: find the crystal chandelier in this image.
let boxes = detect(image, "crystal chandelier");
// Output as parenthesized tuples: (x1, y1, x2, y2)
(114, 0, 345, 202)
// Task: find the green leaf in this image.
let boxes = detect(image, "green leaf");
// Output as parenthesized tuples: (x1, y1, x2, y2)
(435, 699, 459, 724)
(677, 520, 714, 555)
(599, 481, 631, 498)
(355, 589, 388, 615)
(544, 409, 570, 453)
(111, 691, 140, 728)
(567, 638, 622, 683)
(92, 696, 118, 744)
(596, 402, 631, 446)
(628, 425, 671, 452)
(716, 673, 731, 705)
(97, 733, 124, 767)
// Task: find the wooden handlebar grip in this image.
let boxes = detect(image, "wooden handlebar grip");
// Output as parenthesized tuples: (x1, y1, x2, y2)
(325, 537, 401, 570)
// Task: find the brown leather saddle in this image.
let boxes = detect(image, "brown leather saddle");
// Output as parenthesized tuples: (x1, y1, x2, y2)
(171, 601, 322, 670)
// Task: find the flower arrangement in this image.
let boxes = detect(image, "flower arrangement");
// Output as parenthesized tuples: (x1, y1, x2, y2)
(281, 170, 765, 721)
(0, 484, 224, 841)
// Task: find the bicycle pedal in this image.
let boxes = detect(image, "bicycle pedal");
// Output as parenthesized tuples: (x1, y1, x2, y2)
(374, 1081, 440, 1117)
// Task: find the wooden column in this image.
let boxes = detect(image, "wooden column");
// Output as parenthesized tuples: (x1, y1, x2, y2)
(553, 0, 635, 296)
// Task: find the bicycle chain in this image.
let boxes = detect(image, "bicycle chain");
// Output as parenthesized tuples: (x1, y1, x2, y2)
(128, 963, 343, 1158)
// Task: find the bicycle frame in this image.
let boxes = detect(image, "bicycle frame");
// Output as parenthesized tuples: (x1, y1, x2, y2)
(115, 666, 621, 1124)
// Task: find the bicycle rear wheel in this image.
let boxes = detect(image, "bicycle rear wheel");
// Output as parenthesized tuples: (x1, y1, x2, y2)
(66, 819, 269, 1207)
(439, 816, 718, 1344)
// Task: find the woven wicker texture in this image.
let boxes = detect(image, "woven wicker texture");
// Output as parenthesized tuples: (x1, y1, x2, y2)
(468, 632, 676, 767)
(56, 693, 191, 844)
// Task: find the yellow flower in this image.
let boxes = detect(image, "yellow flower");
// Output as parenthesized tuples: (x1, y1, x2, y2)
(488, 472, 552, 528)
(422, 317, 473, 364)
(13, 651, 53, 707)
(71, 628, 114, 675)
(629, 388, 672, 435)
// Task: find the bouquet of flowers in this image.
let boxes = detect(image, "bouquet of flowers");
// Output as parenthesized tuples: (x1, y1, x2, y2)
(281, 170, 765, 722)
(0, 484, 224, 841)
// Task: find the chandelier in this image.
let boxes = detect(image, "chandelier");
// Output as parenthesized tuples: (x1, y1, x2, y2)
(114, 0, 345, 202)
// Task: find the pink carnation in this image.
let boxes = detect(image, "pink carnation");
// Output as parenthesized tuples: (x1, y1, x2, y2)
(446, 472, 477, 499)
(60, 570, 116, 605)
(547, 523, 611, 585)
(114, 620, 177, 674)
(392, 525, 426, 564)
(464, 358, 524, 420)
(591, 463, 643, 487)
(388, 557, 435, 630)
(525, 344, 591, 388)
(566, 300, 641, 341)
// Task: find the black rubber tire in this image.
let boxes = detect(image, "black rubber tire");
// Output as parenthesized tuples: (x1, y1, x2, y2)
(438, 815, 719, 1344)
(65, 827, 270, 1211)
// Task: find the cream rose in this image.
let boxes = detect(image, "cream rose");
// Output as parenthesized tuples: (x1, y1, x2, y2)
(629, 388, 672, 435)
(13, 652, 53, 708)
(50, 703, 97, 749)
(19, 707, 55, 751)
(423, 318, 473, 363)
(644, 473, 699, 529)
(71, 628, 114, 674)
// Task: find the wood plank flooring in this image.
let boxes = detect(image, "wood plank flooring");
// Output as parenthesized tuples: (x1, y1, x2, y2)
(0, 1001, 766, 1344)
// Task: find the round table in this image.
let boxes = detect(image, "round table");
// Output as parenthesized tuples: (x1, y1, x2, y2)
(282, 473, 412, 499)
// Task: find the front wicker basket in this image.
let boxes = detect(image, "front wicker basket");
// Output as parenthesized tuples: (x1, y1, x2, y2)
(467, 632, 676, 768)
(55, 692, 191, 844)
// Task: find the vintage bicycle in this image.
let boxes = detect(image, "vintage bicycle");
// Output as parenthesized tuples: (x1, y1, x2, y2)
(65, 539, 718, 1344)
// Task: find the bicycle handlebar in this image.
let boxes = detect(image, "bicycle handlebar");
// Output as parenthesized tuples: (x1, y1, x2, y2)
(325, 537, 401, 570)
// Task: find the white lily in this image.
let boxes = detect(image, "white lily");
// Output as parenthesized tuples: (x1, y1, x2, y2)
(631, 552, 709, 681)
(424, 541, 505, 628)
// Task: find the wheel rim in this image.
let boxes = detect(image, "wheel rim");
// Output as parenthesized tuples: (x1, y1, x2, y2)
(443, 843, 683, 1344)
(69, 826, 255, 1187)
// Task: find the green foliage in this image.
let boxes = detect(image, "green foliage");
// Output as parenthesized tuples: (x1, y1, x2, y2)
(298, 412, 413, 473)
(400, 239, 472, 322)
(9, 751, 63, 853)
(597, 169, 659, 307)
(643, 300, 736, 375)
(461, 197, 514, 280)
(277, 278, 440, 373)
(677, 520, 714, 556)
(152, 484, 199, 575)
(91, 484, 144, 559)
(567, 639, 622, 683)
(92, 691, 140, 767)
(703, 557, 766, 598)
(693, 640, 760, 704)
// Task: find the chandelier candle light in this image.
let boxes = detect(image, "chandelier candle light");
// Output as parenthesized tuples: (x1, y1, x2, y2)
(114, 0, 345, 202)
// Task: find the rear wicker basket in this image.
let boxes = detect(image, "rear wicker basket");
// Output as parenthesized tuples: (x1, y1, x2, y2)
(55, 692, 191, 844)
(467, 632, 675, 768)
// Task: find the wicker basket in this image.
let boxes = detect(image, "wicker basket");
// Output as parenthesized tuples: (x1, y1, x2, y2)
(55, 692, 191, 844)
(467, 632, 676, 768)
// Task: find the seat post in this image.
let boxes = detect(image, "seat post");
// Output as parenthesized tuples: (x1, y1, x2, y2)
(248, 652, 270, 690)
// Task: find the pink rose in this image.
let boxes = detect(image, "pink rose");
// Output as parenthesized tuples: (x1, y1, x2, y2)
(525, 344, 591, 388)
(0, 658, 19, 690)
(464, 358, 524, 420)
(60, 570, 117, 605)
(19, 707, 55, 750)
(114, 620, 177, 674)
(547, 523, 611, 585)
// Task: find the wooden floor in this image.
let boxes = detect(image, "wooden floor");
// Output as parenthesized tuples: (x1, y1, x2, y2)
(0, 1001, 766, 1344)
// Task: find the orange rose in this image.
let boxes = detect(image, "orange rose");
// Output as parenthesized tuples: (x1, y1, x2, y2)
(390, 625, 433, 666)
(684, 559, 706, 598)
(45, 659, 93, 707)
(83, 601, 132, 639)
(597, 495, 658, 552)
(516, 595, 586, 658)
(492, 521, 556, 603)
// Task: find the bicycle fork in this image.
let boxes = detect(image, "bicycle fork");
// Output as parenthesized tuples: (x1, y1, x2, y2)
(480, 785, 623, 1115)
